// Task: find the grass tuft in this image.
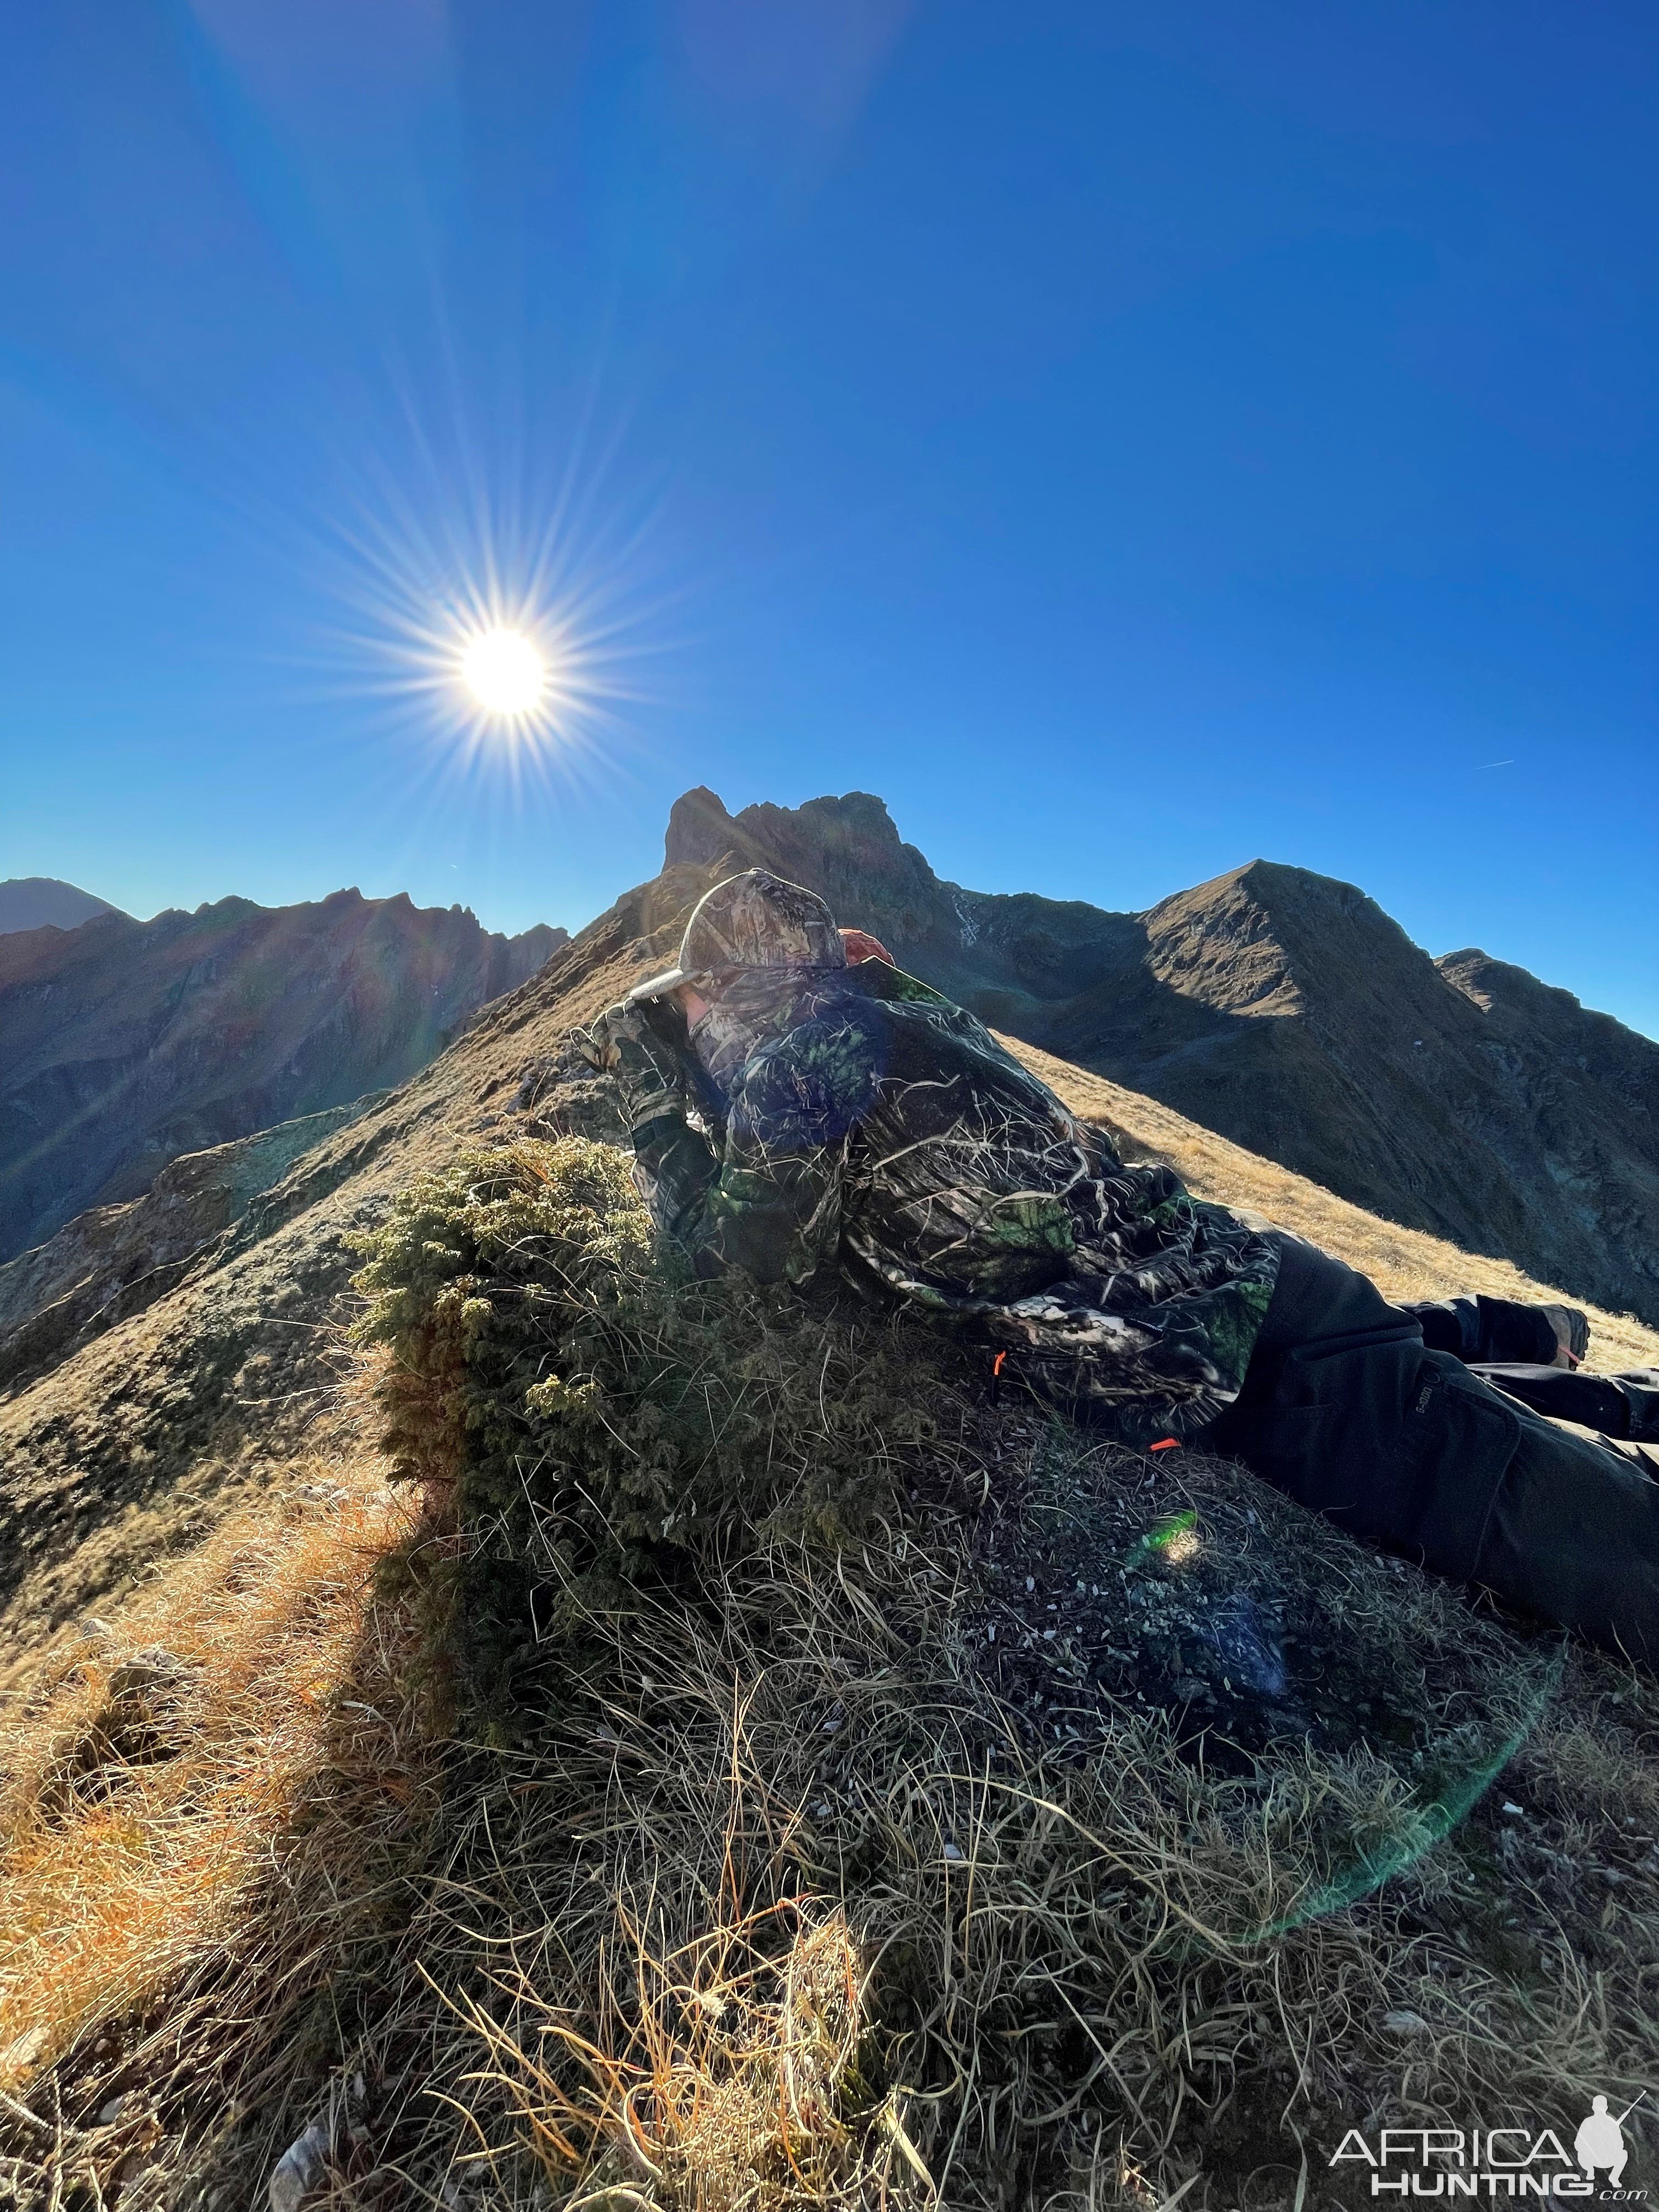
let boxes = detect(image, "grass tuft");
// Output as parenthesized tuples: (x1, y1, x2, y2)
(349, 1136, 948, 1725)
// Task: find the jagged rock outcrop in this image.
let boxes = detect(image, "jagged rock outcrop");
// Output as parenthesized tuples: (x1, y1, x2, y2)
(664, 788, 1659, 1322)
(0, 891, 567, 1262)
(663, 785, 1141, 1019)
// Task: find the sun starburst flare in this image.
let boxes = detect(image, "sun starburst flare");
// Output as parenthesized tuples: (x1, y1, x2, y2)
(286, 401, 677, 820)
(460, 627, 548, 718)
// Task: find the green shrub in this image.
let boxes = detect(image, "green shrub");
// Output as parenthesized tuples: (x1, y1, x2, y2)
(351, 1136, 950, 1720)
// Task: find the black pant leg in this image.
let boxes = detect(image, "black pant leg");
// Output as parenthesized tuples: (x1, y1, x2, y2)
(1217, 1235, 1659, 1660)
(1216, 1342, 1520, 1587)
(1403, 1296, 1559, 1365)
(1471, 1413, 1659, 1666)
(1621, 1370, 1659, 1441)
(1214, 1235, 1516, 1582)
(1407, 1297, 1482, 1360)
(1470, 1364, 1633, 1436)
(1481, 1365, 1659, 1443)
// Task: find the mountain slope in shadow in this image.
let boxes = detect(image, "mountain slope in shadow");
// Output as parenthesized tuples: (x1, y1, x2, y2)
(0, 878, 126, 934)
(0, 890, 567, 1262)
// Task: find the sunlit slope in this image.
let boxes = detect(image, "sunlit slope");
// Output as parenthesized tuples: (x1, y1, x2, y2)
(1, 865, 1657, 2202)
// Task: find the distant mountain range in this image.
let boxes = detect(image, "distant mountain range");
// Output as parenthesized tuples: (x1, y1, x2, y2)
(0, 889, 567, 1261)
(664, 787, 1659, 1325)
(0, 877, 127, 933)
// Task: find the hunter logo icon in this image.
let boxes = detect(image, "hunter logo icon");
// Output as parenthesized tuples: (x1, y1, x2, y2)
(1576, 2096, 1640, 2190)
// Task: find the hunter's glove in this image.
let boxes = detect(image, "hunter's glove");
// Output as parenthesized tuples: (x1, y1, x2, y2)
(574, 1000, 686, 1130)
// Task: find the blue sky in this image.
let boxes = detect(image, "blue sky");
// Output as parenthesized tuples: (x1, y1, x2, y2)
(2, 2, 1656, 1034)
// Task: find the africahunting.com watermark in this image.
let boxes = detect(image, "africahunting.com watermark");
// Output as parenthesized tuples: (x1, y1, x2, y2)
(1327, 2095, 1648, 2199)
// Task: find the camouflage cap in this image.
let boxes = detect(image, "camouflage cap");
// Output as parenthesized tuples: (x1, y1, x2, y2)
(628, 869, 845, 1002)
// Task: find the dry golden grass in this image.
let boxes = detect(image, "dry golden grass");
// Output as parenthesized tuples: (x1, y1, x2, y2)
(458, 1890, 875, 2209)
(215, 1489, 1650, 2211)
(1, 1097, 1655, 2209)
(1, 1384, 1655, 2208)
(0, 1467, 391, 2078)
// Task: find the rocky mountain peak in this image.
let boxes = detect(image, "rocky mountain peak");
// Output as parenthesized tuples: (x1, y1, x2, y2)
(1139, 858, 1482, 1033)
(664, 785, 932, 898)
(4, 790, 1655, 1325)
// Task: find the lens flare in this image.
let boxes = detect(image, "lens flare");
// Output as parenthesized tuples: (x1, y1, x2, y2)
(461, 628, 547, 716)
(285, 385, 674, 822)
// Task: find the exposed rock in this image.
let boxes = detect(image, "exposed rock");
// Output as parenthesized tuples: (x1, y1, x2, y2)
(0, 890, 568, 1262)
(267, 2121, 331, 2212)
(41, 1645, 196, 1819)
(663, 784, 1141, 1018)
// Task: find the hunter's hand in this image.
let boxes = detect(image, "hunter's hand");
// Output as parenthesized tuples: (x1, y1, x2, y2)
(573, 1011, 621, 1071)
(578, 1000, 685, 1127)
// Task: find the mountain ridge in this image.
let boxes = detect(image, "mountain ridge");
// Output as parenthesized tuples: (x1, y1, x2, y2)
(3, 827, 1657, 2212)
(5, 837, 1657, 1668)
(0, 885, 567, 1262)
(3, 792, 1654, 1326)
(0, 877, 126, 935)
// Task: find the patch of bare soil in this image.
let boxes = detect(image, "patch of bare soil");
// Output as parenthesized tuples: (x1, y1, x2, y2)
(972, 1422, 1553, 1773)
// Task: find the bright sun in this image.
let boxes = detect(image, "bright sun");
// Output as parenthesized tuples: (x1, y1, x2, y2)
(461, 628, 546, 716)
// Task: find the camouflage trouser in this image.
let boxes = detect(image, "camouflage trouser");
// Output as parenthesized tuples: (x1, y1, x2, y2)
(1207, 1233, 1659, 1669)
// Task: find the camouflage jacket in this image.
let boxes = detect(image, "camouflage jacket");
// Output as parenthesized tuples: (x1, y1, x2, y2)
(619, 961, 1280, 1440)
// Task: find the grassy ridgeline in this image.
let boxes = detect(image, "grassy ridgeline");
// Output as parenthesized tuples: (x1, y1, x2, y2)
(1, 1137, 1655, 2209)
